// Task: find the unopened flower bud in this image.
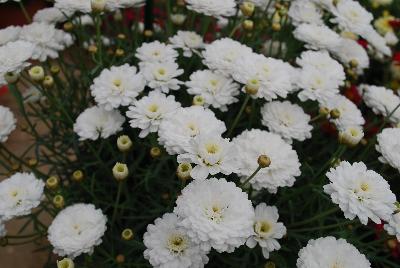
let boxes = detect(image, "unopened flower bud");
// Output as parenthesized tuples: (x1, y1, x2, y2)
(177, 163, 192, 181)
(170, 14, 187, 25)
(50, 65, 60, 75)
(240, 2, 255, 17)
(319, 107, 330, 117)
(43, 75, 54, 88)
(176, 0, 185, 6)
(63, 22, 74, 32)
(53, 195, 65, 209)
(4, 72, 19, 84)
(57, 258, 74, 268)
(91, 0, 106, 13)
(113, 10, 123, 21)
(117, 33, 126, 40)
(29, 66, 45, 82)
(330, 108, 341, 119)
(88, 45, 98, 54)
(258, 155, 271, 168)
(272, 23, 281, 31)
(117, 135, 133, 152)
(144, 29, 154, 38)
(349, 59, 358, 68)
(360, 138, 368, 146)
(242, 20, 254, 31)
(46, 176, 59, 190)
(339, 126, 364, 147)
(115, 254, 125, 264)
(150, 147, 162, 158)
(245, 78, 260, 95)
(121, 228, 134, 241)
(72, 170, 84, 182)
(28, 158, 38, 167)
(192, 95, 205, 106)
(115, 48, 125, 57)
(264, 261, 276, 268)
(387, 239, 398, 250)
(113, 163, 129, 181)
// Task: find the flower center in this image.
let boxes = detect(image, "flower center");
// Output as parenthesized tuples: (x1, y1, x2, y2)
(187, 123, 199, 136)
(360, 182, 369, 192)
(205, 204, 226, 223)
(148, 104, 159, 113)
(254, 221, 271, 238)
(73, 224, 82, 235)
(205, 143, 220, 154)
(167, 234, 188, 254)
(113, 79, 122, 87)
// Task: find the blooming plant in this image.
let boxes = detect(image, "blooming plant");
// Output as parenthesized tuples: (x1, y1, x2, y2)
(1, 0, 400, 267)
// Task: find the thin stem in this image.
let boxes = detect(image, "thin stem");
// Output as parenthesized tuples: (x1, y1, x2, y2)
(288, 207, 339, 228)
(18, 1, 31, 23)
(111, 182, 123, 228)
(227, 95, 250, 137)
(240, 165, 262, 188)
(229, 18, 245, 38)
(95, 13, 103, 66)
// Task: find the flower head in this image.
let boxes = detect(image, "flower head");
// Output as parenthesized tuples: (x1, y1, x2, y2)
(0, 105, 16, 143)
(142, 61, 184, 93)
(185, 0, 236, 18)
(169, 31, 204, 57)
(376, 128, 400, 172)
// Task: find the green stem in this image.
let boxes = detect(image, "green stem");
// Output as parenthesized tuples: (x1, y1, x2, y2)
(95, 13, 103, 66)
(111, 182, 123, 227)
(288, 207, 339, 228)
(18, 1, 31, 23)
(240, 165, 262, 188)
(229, 18, 245, 38)
(227, 95, 250, 137)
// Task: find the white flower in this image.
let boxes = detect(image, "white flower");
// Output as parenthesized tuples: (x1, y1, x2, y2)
(246, 204, 286, 259)
(143, 213, 209, 268)
(174, 178, 255, 253)
(385, 31, 399, 46)
(19, 22, 73, 61)
(331, 0, 373, 35)
(363, 27, 392, 56)
(90, 64, 145, 110)
(297, 236, 371, 268)
(73, 106, 125, 141)
(158, 106, 226, 155)
(324, 161, 396, 225)
(0, 25, 20, 46)
(331, 38, 370, 73)
(360, 84, 400, 124)
(288, 0, 324, 26)
(185, 0, 236, 18)
(0, 105, 16, 143)
(384, 212, 400, 241)
(177, 134, 238, 180)
(33, 7, 69, 24)
(0, 173, 44, 221)
(48, 203, 107, 258)
(338, 126, 364, 147)
(186, 70, 239, 111)
(320, 94, 365, 131)
(232, 53, 297, 100)
(233, 129, 301, 193)
(74, 15, 94, 26)
(142, 61, 184, 93)
(169, 31, 204, 57)
(55, 0, 91, 14)
(261, 101, 312, 143)
(136, 41, 178, 64)
(126, 91, 181, 138)
(105, 0, 145, 11)
(376, 128, 400, 172)
(293, 23, 341, 51)
(202, 38, 253, 77)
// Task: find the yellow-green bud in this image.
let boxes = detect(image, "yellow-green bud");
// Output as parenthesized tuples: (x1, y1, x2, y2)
(240, 2, 255, 17)
(53, 195, 65, 209)
(193, 95, 205, 106)
(176, 0, 185, 6)
(91, 0, 106, 13)
(330, 108, 341, 119)
(117, 135, 133, 152)
(113, 10, 123, 21)
(264, 261, 276, 268)
(272, 22, 281, 31)
(63, 22, 74, 32)
(144, 29, 154, 38)
(72, 170, 84, 182)
(4, 72, 19, 84)
(57, 258, 74, 268)
(115, 48, 125, 57)
(170, 14, 187, 25)
(177, 162, 192, 181)
(50, 65, 60, 75)
(242, 20, 254, 31)
(115, 254, 125, 264)
(43, 75, 54, 88)
(113, 163, 129, 181)
(88, 45, 98, 54)
(319, 107, 330, 117)
(121, 228, 134, 241)
(258, 155, 271, 168)
(46, 176, 59, 190)
(28, 66, 45, 82)
(349, 59, 358, 68)
(150, 147, 162, 158)
(117, 33, 126, 40)
(245, 78, 260, 95)
(28, 158, 38, 167)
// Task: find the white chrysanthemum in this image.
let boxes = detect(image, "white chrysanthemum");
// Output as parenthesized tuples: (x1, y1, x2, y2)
(324, 161, 396, 225)
(288, 0, 324, 26)
(202, 38, 253, 76)
(297, 236, 371, 268)
(19, 22, 72, 61)
(0, 25, 20, 46)
(376, 128, 400, 171)
(246, 204, 286, 259)
(261, 101, 312, 143)
(320, 95, 365, 130)
(169, 31, 204, 57)
(331, 0, 373, 35)
(385, 213, 400, 241)
(90, 64, 145, 110)
(293, 23, 341, 51)
(363, 27, 392, 56)
(185, 0, 236, 18)
(136, 41, 178, 64)
(126, 91, 181, 138)
(232, 53, 297, 100)
(177, 134, 238, 180)
(55, 0, 91, 14)
(142, 61, 184, 93)
(233, 129, 301, 193)
(0, 220, 6, 238)
(73, 106, 125, 141)
(144, 213, 209, 268)
(0, 173, 44, 221)
(0, 105, 16, 143)
(48, 204, 107, 258)
(174, 178, 255, 253)
(331, 38, 370, 73)
(158, 106, 226, 155)
(360, 84, 400, 124)
(105, 0, 145, 11)
(33, 7, 68, 24)
(74, 14, 94, 26)
(385, 31, 398, 46)
(0, 41, 35, 85)
(186, 70, 239, 111)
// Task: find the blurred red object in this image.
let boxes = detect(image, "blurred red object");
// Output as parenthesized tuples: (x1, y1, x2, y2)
(393, 52, 400, 65)
(344, 85, 362, 106)
(389, 19, 400, 29)
(0, 86, 8, 97)
(0, 1, 47, 28)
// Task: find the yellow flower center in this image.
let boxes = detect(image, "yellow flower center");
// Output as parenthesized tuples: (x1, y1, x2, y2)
(205, 143, 220, 154)
(254, 221, 271, 237)
(167, 234, 188, 254)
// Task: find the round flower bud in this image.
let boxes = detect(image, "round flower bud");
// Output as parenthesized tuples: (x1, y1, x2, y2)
(113, 10, 123, 21)
(50, 65, 60, 75)
(11, 163, 20, 171)
(240, 2, 255, 17)
(177, 163, 192, 181)
(121, 228, 134, 241)
(43, 75, 54, 88)
(28, 158, 38, 167)
(258, 155, 271, 168)
(63, 22, 74, 32)
(4, 72, 19, 84)
(113, 163, 129, 181)
(53, 195, 65, 209)
(171, 14, 187, 25)
(57, 258, 74, 268)
(143, 29, 154, 38)
(117, 33, 126, 40)
(91, 0, 106, 12)
(115, 254, 125, 264)
(387, 239, 398, 250)
(319, 107, 330, 117)
(88, 45, 98, 54)
(272, 23, 281, 31)
(28, 66, 45, 82)
(349, 59, 358, 68)
(242, 20, 254, 31)
(245, 78, 260, 95)
(72, 170, 84, 182)
(330, 108, 341, 119)
(360, 138, 368, 146)
(339, 126, 364, 147)
(117, 135, 133, 152)
(176, 0, 185, 6)
(46, 176, 59, 190)
(264, 261, 276, 268)
(192, 95, 205, 106)
(115, 48, 125, 57)
(150, 147, 162, 158)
